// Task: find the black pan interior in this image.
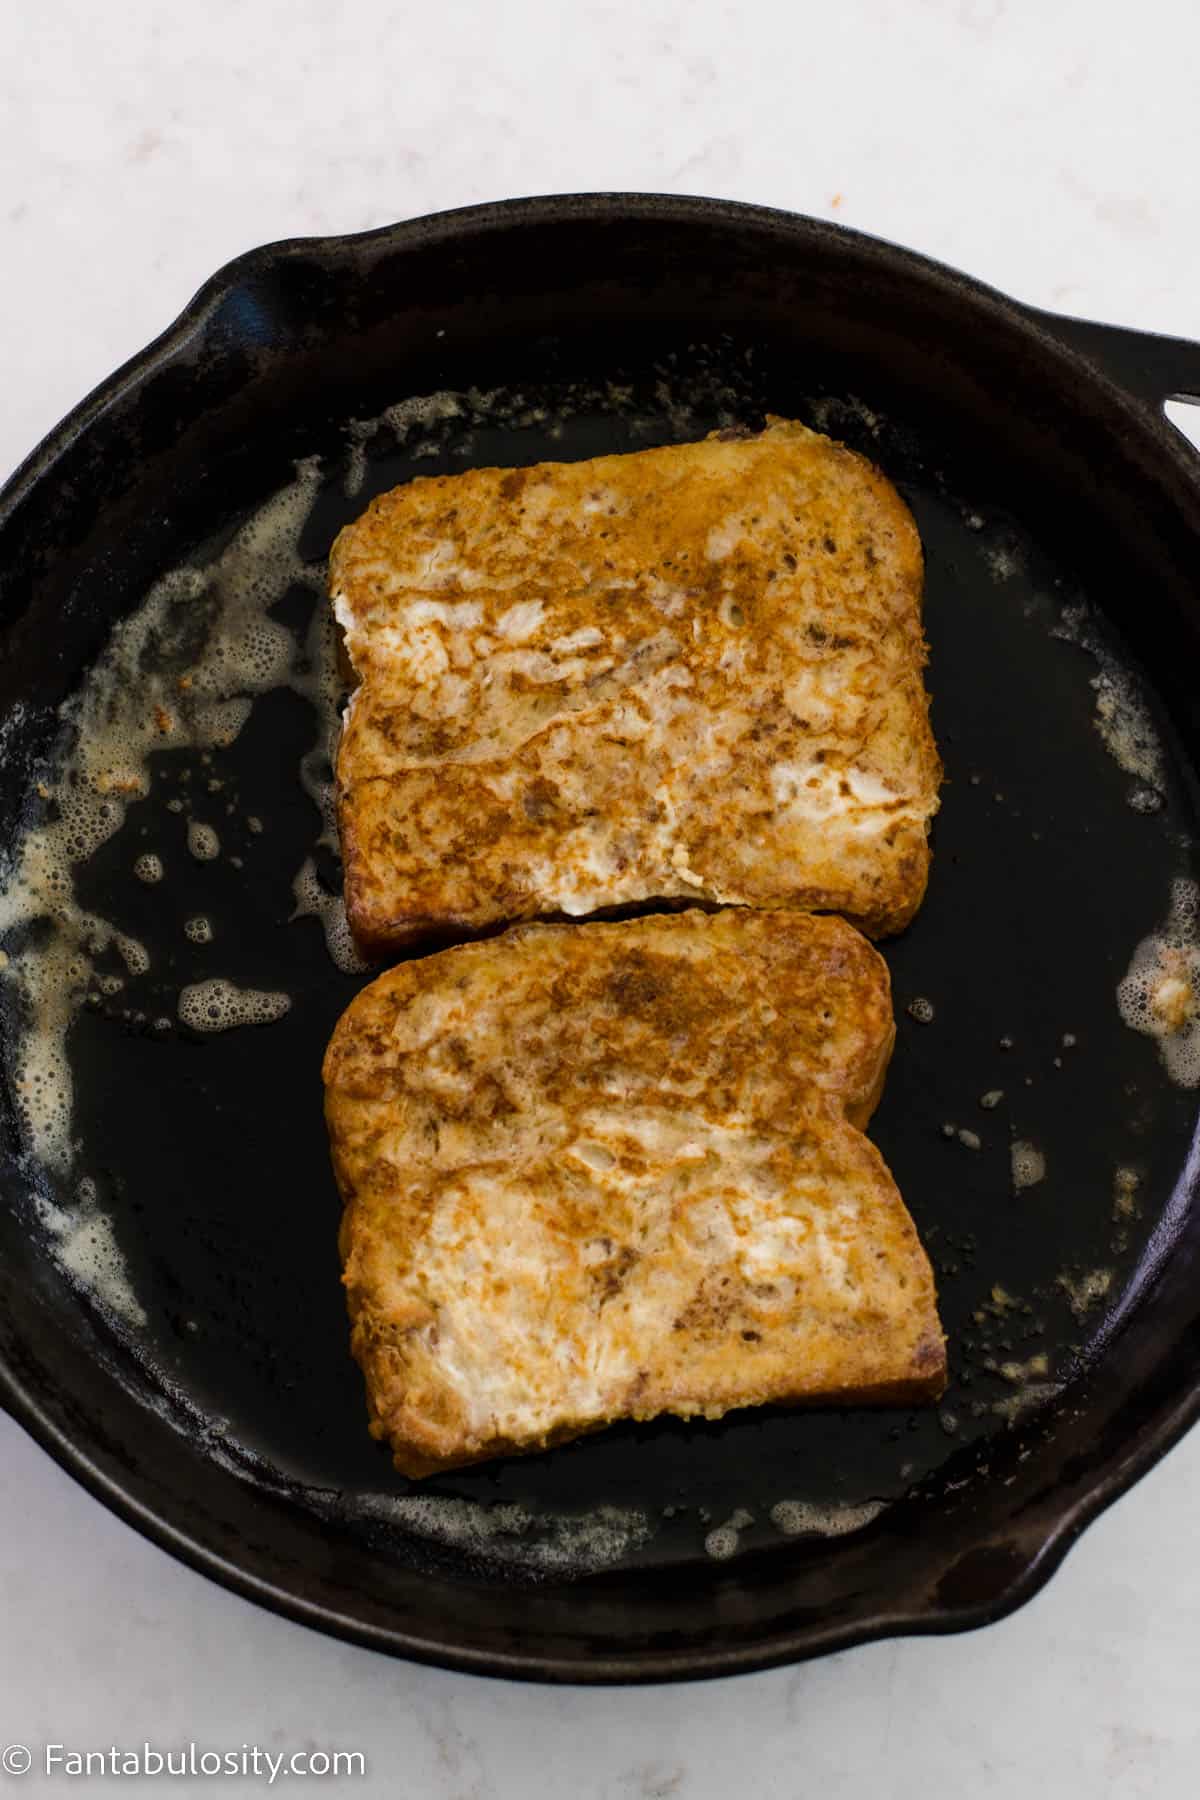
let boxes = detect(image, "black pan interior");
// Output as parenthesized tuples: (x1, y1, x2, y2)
(3, 198, 1200, 1679)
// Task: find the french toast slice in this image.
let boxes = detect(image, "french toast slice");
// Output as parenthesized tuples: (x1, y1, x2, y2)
(329, 418, 940, 955)
(323, 908, 945, 1478)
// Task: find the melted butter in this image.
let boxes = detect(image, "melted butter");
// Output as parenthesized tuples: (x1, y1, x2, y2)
(1117, 878, 1200, 1085)
(116, 934, 150, 976)
(178, 979, 291, 1033)
(703, 1506, 755, 1561)
(36, 1179, 146, 1328)
(186, 820, 220, 861)
(0, 456, 347, 1324)
(1011, 1140, 1046, 1192)
(343, 392, 464, 497)
(290, 857, 367, 974)
(1091, 668, 1164, 790)
(323, 1490, 650, 1576)
(992, 1382, 1061, 1426)
(993, 1352, 1050, 1383)
(768, 1498, 885, 1537)
(1053, 603, 1167, 805)
(1113, 1165, 1141, 1220)
(1057, 1267, 1113, 1321)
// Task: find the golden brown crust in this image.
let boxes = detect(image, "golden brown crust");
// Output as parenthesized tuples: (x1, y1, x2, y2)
(324, 909, 946, 1477)
(329, 419, 941, 956)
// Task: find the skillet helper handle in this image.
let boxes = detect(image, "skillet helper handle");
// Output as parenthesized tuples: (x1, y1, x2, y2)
(1040, 313, 1200, 413)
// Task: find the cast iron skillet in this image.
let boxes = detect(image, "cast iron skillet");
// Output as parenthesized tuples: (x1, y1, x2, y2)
(3, 194, 1200, 1684)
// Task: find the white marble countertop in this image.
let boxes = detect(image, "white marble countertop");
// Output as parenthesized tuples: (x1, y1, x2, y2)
(4, 1, 1200, 1793)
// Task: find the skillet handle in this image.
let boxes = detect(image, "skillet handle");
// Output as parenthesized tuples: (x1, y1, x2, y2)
(1038, 312, 1200, 413)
